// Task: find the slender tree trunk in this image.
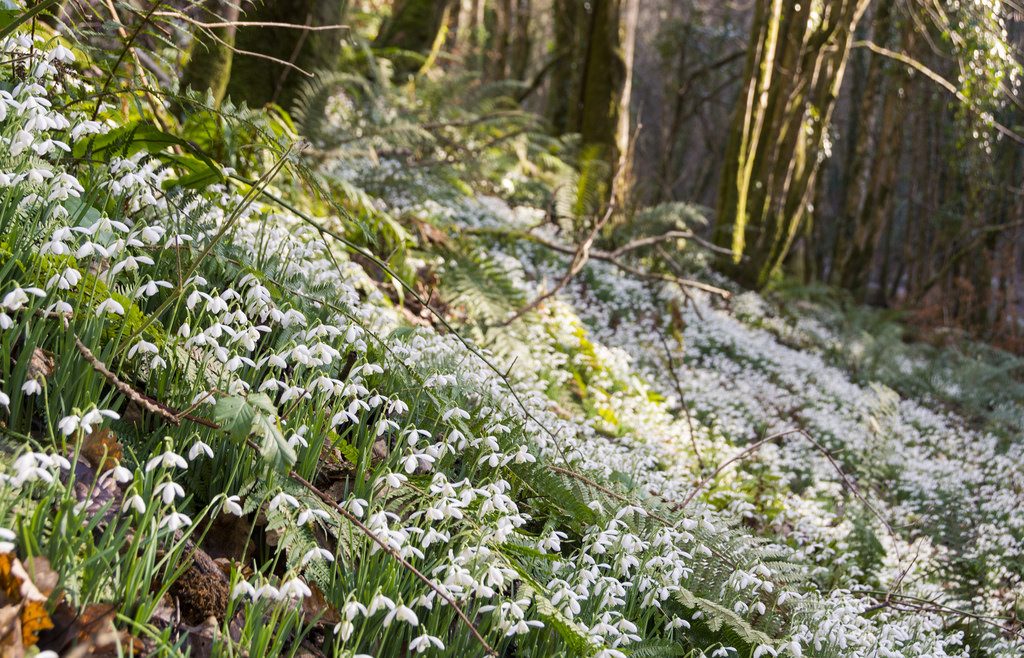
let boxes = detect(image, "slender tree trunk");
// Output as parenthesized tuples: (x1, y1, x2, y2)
(375, 0, 457, 55)
(179, 0, 242, 110)
(225, 0, 343, 110)
(714, 0, 872, 289)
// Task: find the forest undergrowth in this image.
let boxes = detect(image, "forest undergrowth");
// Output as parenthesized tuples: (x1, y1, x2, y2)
(0, 24, 1022, 658)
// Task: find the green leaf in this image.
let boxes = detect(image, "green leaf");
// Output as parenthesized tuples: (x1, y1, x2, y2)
(254, 406, 295, 472)
(214, 393, 295, 471)
(213, 395, 254, 443)
(74, 121, 224, 189)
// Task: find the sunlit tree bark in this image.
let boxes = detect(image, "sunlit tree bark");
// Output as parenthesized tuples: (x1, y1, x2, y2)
(714, 0, 871, 289)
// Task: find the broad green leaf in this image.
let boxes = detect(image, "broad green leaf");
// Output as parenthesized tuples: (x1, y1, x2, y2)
(254, 411, 295, 472)
(213, 395, 255, 443)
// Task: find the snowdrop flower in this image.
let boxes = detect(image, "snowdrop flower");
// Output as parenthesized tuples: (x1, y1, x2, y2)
(297, 508, 331, 526)
(145, 450, 188, 472)
(254, 584, 281, 601)
(159, 512, 192, 531)
(0, 391, 9, 411)
(94, 298, 125, 316)
(46, 268, 81, 291)
(21, 379, 42, 396)
(367, 593, 395, 615)
(268, 492, 300, 511)
(188, 441, 214, 461)
(342, 600, 367, 620)
(109, 465, 133, 483)
(377, 472, 407, 490)
(300, 547, 334, 565)
(333, 619, 355, 641)
(126, 340, 158, 360)
(155, 482, 185, 505)
(409, 634, 444, 653)
(122, 495, 146, 514)
(382, 604, 418, 627)
(232, 581, 256, 600)
(0, 528, 14, 554)
(338, 498, 364, 518)
(279, 578, 312, 600)
(442, 407, 470, 422)
(222, 495, 244, 516)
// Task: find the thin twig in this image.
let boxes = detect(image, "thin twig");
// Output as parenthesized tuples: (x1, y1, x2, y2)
(153, 11, 349, 32)
(654, 328, 705, 471)
(608, 229, 734, 259)
(73, 336, 180, 426)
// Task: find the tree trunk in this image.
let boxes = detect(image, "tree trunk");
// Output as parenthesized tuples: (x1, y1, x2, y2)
(179, 0, 242, 110)
(225, 0, 343, 110)
(832, 0, 909, 296)
(713, 0, 871, 289)
(376, 0, 456, 55)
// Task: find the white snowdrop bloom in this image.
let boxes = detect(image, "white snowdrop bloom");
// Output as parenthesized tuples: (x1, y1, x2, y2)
(231, 581, 256, 600)
(401, 454, 421, 474)
(127, 340, 158, 359)
(253, 584, 282, 601)
(441, 407, 470, 422)
(375, 417, 399, 436)
(159, 512, 192, 531)
(300, 547, 334, 565)
(94, 298, 125, 316)
(512, 444, 535, 464)
(279, 578, 312, 600)
(134, 279, 172, 298)
(121, 495, 146, 514)
(383, 604, 418, 627)
(377, 472, 407, 490)
(752, 646, 777, 658)
(187, 441, 214, 461)
(286, 427, 309, 448)
(367, 593, 395, 615)
(0, 391, 9, 410)
(781, 640, 802, 658)
(155, 482, 185, 505)
(57, 415, 80, 436)
(2, 286, 45, 311)
(110, 466, 133, 483)
(48, 43, 76, 62)
(342, 600, 368, 620)
(222, 495, 244, 516)
(345, 498, 368, 518)
(388, 398, 409, 415)
(269, 492, 301, 511)
(145, 450, 188, 472)
(46, 268, 81, 291)
(409, 634, 444, 653)
(331, 409, 359, 426)
(297, 508, 331, 526)
(21, 379, 42, 396)
(333, 619, 355, 640)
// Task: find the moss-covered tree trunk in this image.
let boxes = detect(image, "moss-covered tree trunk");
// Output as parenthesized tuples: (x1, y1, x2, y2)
(713, 0, 871, 289)
(376, 0, 456, 55)
(224, 0, 343, 110)
(832, 0, 910, 296)
(554, 0, 637, 202)
(179, 0, 242, 110)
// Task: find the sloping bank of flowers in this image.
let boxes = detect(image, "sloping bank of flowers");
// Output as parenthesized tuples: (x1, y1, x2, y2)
(0, 33, 1020, 658)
